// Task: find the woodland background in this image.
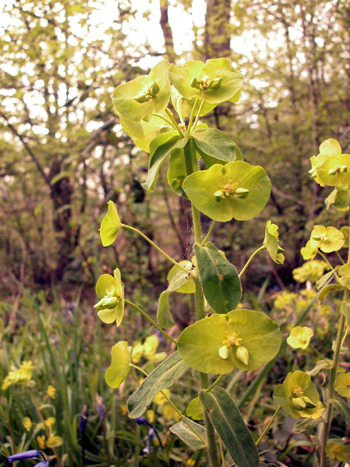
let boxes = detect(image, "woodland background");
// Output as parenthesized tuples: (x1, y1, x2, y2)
(1, 0, 349, 302)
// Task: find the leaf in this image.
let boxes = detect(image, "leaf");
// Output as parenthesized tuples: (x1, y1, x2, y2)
(169, 418, 206, 450)
(191, 128, 237, 165)
(307, 359, 345, 377)
(199, 387, 259, 467)
(342, 302, 350, 326)
(318, 284, 343, 304)
(183, 161, 271, 222)
(99, 201, 122, 247)
(293, 417, 322, 433)
(332, 398, 350, 428)
(186, 397, 204, 420)
(157, 270, 192, 328)
(316, 270, 334, 290)
(177, 309, 281, 374)
(143, 133, 188, 191)
(194, 242, 241, 314)
(167, 261, 195, 294)
(127, 352, 188, 418)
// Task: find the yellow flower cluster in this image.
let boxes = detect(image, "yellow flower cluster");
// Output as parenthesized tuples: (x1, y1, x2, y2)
(292, 260, 328, 283)
(131, 335, 167, 364)
(1, 361, 34, 390)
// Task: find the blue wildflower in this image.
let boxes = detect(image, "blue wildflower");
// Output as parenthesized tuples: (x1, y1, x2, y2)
(96, 394, 105, 421)
(78, 405, 88, 433)
(7, 450, 48, 465)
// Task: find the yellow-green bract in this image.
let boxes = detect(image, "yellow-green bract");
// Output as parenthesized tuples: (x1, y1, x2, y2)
(177, 309, 281, 374)
(94, 269, 124, 325)
(99, 201, 121, 247)
(105, 341, 131, 388)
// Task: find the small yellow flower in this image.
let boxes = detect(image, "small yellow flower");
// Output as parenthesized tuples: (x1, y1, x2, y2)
(120, 405, 128, 415)
(22, 417, 32, 431)
(44, 417, 56, 428)
(143, 335, 159, 358)
(153, 389, 170, 406)
(131, 343, 144, 363)
(46, 436, 63, 448)
(287, 326, 314, 350)
(47, 385, 56, 399)
(146, 410, 155, 423)
(163, 403, 181, 421)
(37, 435, 46, 450)
(187, 460, 195, 466)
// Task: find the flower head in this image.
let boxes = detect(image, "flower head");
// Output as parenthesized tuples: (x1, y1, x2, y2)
(1, 361, 34, 390)
(113, 60, 171, 122)
(94, 269, 124, 325)
(287, 326, 314, 350)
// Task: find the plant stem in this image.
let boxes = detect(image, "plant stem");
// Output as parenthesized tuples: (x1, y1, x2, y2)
(153, 113, 176, 129)
(336, 250, 345, 265)
(186, 144, 221, 467)
(201, 221, 216, 246)
(192, 101, 204, 131)
(238, 246, 266, 279)
(206, 375, 224, 393)
(317, 251, 341, 283)
(130, 365, 207, 445)
(255, 406, 281, 446)
(165, 108, 184, 138)
(122, 224, 188, 273)
(187, 98, 199, 134)
(309, 343, 326, 361)
(125, 300, 177, 345)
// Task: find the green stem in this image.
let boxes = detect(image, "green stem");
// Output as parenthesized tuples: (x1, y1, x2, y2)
(165, 108, 184, 138)
(218, 437, 225, 467)
(130, 364, 207, 446)
(336, 250, 345, 265)
(187, 98, 199, 134)
(192, 101, 204, 131)
(201, 221, 216, 246)
(125, 300, 177, 345)
(122, 224, 188, 273)
(238, 246, 266, 279)
(206, 375, 224, 393)
(255, 406, 281, 446)
(309, 343, 326, 361)
(176, 98, 186, 127)
(186, 146, 221, 467)
(317, 251, 341, 283)
(153, 113, 176, 129)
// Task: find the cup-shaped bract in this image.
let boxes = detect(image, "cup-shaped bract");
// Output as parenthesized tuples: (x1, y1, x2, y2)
(334, 373, 350, 397)
(326, 442, 350, 462)
(177, 309, 281, 375)
(168, 58, 243, 105)
(301, 240, 318, 260)
(119, 112, 173, 152)
(263, 220, 285, 264)
(100, 201, 121, 247)
(287, 326, 314, 350)
(316, 153, 350, 187)
(113, 60, 171, 122)
(292, 260, 328, 283)
(94, 269, 124, 325)
(105, 341, 131, 388)
(274, 371, 324, 419)
(182, 162, 271, 222)
(309, 139, 342, 186)
(309, 225, 344, 253)
(170, 86, 216, 119)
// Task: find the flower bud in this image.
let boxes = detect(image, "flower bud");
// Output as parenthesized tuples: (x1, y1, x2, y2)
(232, 187, 249, 199)
(94, 296, 119, 310)
(218, 345, 229, 360)
(236, 346, 249, 366)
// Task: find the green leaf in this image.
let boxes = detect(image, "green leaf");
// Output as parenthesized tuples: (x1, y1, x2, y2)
(293, 417, 322, 433)
(199, 386, 259, 467)
(334, 373, 350, 397)
(143, 133, 188, 191)
(342, 302, 350, 326)
(105, 341, 131, 388)
(339, 263, 350, 289)
(169, 418, 206, 450)
(158, 269, 194, 327)
(157, 291, 175, 328)
(127, 352, 188, 418)
(183, 161, 271, 222)
(316, 270, 334, 290)
(191, 128, 237, 166)
(99, 201, 122, 247)
(177, 309, 281, 374)
(186, 397, 204, 420)
(168, 148, 188, 198)
(318, 284, 343, 304)
(194, 242, 241, 314)
(332, 398, 350, 428)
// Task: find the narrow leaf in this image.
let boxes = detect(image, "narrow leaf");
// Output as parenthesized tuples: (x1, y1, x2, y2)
(170, 418, 206, 450)
(199, 386, 259, 467)
(194, 242, 241, 314)
(318, 284, 343, 304)
(332, 398, 350, 428)
(128, 352, 188, 418)
(143, 133, 187, 191)
(157, 271, 191, 328)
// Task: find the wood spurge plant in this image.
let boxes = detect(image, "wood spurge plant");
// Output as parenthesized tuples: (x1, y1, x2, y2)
(95, 59, 350, 466)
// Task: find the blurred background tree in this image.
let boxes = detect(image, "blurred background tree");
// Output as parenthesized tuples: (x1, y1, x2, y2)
(0, 0, 349, 297)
